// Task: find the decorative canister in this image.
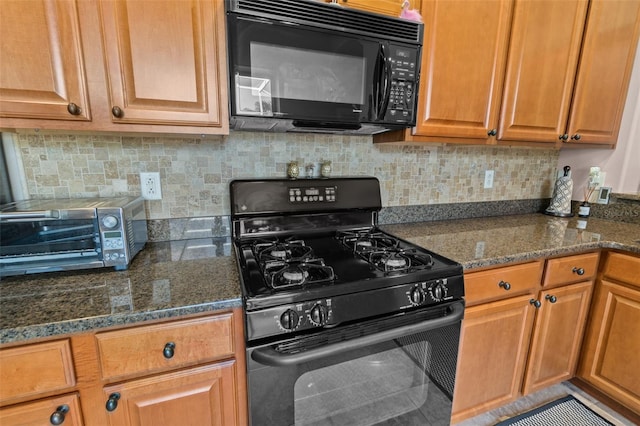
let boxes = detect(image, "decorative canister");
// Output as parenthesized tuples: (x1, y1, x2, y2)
(287, 161, 299, 179)
(578, 201, 591, 218)
(320, 161, 332, 177)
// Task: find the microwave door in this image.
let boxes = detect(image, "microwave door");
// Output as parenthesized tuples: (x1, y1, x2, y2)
(228, 15, 379, 124)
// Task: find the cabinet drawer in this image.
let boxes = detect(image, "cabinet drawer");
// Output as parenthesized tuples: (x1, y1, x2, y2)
(602, 252, 640, 287)
(464, 261, 543, 306)
(543, 252, 599, 287)
(96, 313, 235, 380)
(0, 340, 75, 403)
(0, 393, 83, 425)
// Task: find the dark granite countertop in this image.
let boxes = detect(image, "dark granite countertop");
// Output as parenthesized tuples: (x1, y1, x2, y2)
(2, 214, 639, 344)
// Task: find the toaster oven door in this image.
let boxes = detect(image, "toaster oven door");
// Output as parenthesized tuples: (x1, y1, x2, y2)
(0, 215, 103, 276)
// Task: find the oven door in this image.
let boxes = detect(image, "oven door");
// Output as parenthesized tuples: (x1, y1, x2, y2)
(246, 300, 464, 426)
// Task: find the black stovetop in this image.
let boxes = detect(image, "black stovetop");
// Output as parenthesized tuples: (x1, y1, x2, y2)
(235, 228, 463, 311)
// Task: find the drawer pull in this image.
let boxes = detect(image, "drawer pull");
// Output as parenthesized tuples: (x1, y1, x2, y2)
(105, 392, 120, 412)
(50, 404, 69, 425)
(111, 105, 124, 118)
(66, 103, 81, 116)
(572, 267, 585, 275)
(545, 294, 557, 303)
(529, 299, 541, 308)
(498, 280, 511, 290)
(163, 342, 176, 359)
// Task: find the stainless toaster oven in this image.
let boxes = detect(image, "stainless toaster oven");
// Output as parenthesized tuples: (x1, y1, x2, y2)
(0, 197, 147, 277)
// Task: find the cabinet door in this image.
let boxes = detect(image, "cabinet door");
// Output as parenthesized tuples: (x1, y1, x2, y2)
(578, 279, 640, 413)
(451, 294, 536, 423)
(0, 393, 84, 426)
(99, 0, 226, 127)
(103, 361, 240, 426)
(498, 0, 587, 143)
(522, 281, 593, 395)
(0, 0, 90, 121)
(330, 0, 421, 17)
(413, 0, 513, 140)
(565, 0, 640, 146)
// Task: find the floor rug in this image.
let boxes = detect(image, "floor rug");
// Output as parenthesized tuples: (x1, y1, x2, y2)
(494, 395, 614, 426)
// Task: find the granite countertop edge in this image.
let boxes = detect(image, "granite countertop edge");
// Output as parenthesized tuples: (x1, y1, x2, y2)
(0, 298, 242, 345)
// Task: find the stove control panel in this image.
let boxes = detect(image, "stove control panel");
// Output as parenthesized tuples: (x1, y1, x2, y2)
(275, 299, 334, 332)
(288, 186, 337, 203)
(407, 278, 450, 306)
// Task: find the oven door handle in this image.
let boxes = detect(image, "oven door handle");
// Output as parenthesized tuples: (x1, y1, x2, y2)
(251, 301, 464, 367)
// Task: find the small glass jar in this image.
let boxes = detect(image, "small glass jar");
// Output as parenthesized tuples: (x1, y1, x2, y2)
(578, 201, 591, 218)
(320, 161, 332, 177)
(287, 161, 299, 179)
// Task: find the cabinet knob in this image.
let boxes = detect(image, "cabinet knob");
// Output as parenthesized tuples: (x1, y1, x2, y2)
(50, 404, 69, 425)
(111, 106, 124, 118)
(559, 134, 569, 141)
(529, 299, 541, 308)
(488, 129, 497, 136)
(545, 294, 557, 303)
(67, 103, 81, 116)
(105, 392, 120, 412)
(163, 341, 176, 359)
(572, 267, 585, 276)
(570, 133, 581, 140)
(498, 280, 511, 290)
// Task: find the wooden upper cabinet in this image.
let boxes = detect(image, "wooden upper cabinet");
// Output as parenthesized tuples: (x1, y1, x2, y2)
(413, 0, 513, 141)
(98, 0, 226, 127)
(0, 0, 90, 121)
(327, 0, 421, 17)
(565, 0, 640, 146)
(498, 0, 588, 144)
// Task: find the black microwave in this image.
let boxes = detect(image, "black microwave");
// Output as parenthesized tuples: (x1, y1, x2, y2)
(226, 0, 423, 134)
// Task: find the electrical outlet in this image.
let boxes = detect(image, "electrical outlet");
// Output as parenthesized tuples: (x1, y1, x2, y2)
(140, 172, 162, 200)
(484, 170, 494, 189)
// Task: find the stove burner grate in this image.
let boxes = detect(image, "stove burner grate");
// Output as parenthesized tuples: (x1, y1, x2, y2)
(253, 239, 314, 263)
(264, 260, 336, 289)
(368, 248, 434, 273)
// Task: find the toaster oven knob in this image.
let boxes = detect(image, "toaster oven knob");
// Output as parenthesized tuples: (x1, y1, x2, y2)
(409, 285, 426, 305)
(310, 304, 328, 326)
(280, 309, 299, 330)
(102, 215, 119, 229)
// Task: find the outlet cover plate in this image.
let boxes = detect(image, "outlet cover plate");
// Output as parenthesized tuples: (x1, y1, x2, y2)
(140, 172, 162, 200)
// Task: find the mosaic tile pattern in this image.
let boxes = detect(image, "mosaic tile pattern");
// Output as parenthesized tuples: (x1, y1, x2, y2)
(12, 132, 559, 219)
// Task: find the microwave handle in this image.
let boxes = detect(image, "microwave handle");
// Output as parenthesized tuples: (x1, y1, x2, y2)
(251, 300, 464, 367)
(376, 43, 392, 120)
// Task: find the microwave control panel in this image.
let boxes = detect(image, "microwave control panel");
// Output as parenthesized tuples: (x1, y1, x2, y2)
(387, 45, 419, 122)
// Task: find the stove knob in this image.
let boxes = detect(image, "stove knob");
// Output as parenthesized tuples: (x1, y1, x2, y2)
(409, 285, 426, 305)
(309, 304, 328, 326)
(280, 309, 299, 330)
(431, 282, 447, 301)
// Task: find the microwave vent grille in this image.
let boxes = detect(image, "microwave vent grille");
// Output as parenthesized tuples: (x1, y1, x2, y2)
(233, 0, 422, 44)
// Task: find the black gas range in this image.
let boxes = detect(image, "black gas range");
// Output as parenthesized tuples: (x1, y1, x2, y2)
(231, 177, 465, 426)
(230, 177, 464, 344)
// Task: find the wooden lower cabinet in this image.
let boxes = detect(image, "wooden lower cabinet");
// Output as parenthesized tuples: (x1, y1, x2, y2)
(451, 294, 536, 422)
(522, 281, 593, 394)
(0, 393, 84, 426)
(0, 308, 247, 426)
(452, 254, 597, 423)
(578, 252, 640, 415)
(103, 361, 240, 426)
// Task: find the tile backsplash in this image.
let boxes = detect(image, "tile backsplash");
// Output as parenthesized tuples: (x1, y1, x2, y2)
(12, 132, 559, 219)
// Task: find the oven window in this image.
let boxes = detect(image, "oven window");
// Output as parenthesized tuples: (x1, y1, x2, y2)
(294, 341, 449, 425)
